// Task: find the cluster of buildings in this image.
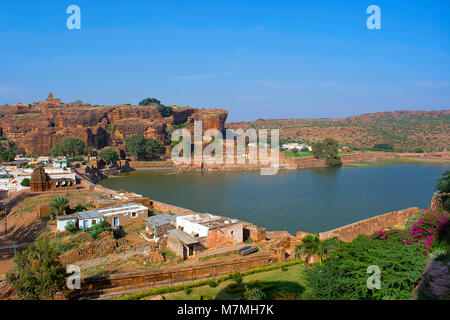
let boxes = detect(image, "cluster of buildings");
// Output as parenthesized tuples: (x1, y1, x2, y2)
(145, 212, 265, 260)
(54, 190, 266, 260)
(0, 159, 75, 192)
(280, 143, 312, 151)
(56, 202, 150, 231)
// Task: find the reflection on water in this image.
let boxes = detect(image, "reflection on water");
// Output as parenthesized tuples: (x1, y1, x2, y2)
(100, 164, 449, 234)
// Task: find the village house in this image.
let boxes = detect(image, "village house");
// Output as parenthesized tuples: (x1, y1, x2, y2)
(166, 213, 245, 259)
(75, 210, 104, 230)
(55, 202, 150, 231)
(281, 143, 312, 151)
(167, 229, 205, 260)
(144, 213, 181, 240)
(97, 202, 149, 228)
(53, 157, 68, 168)
(56, 214, 78, 231)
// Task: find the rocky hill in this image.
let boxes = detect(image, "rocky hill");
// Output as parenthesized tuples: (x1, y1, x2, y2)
(0, 94, 228, 156)
(227, 110, 450, 152)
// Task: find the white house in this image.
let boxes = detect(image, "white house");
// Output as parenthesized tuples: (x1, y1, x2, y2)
(281, 143, 312, 151)
(56, 214, 78, 231)
(175, 213, 239, 238)
(75, 210, 103, 229)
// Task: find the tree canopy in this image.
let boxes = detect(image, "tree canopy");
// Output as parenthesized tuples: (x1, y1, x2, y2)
(436, 170, 450, 211)
(311, 138, 342, 167)
(99, 148, 119, 163)
(157, 105, 173, 117)
(373, 143, 394, 152)
(138, 98, 161, 106)
(50, 137, 86, 157)
(6, 236, 67, 300)
(125, 135, 165, 160)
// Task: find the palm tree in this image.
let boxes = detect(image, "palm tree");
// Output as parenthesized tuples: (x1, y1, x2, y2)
(295, 234, 322, 266)
(49, 196, 69, 216)
(317, 237, 339, 265)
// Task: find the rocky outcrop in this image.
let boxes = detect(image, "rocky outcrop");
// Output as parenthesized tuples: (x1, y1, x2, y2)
(413, 260, 450, 300)
(0, 100, 228, 155)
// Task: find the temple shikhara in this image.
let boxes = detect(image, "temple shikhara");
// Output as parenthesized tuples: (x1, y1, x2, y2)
(39, 92, 61, 107)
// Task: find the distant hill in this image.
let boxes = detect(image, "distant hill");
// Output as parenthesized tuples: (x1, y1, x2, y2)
(226, 110, 450, 152)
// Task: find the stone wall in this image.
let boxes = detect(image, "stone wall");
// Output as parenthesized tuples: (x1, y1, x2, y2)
(319, 207, 419, 242)
(152, 200, 198, 216)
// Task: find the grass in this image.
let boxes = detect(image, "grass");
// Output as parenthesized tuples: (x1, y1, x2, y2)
(346, 158, 450, 167)
(160, 249, 177, 260)
(161, 263, 305, 300)
(283, 151, 311, 159)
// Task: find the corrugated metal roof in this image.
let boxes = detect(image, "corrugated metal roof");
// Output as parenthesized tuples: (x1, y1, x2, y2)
(144, 214, 181, 227)
(56, 214, 77, 221)
(167, 229, 200, 245)
(75, 210, 103, 220)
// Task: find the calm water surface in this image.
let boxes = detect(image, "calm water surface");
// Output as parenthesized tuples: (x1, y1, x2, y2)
(99, 165, 449, 235)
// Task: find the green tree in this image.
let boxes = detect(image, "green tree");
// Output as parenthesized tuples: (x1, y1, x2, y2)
(49, 196, 69, 216)
(295, 234, 322, 266)
(50, 137, 86, 157)
(6, 236, 67, 300)
(138, 97, 161, 106)
(312, 138, 342, 167)
(414, 148, 424, 153)
(20, 178, 30, 187)
(125, 135, 165, 160)
(99, 148, 119, 164)
(373, 143, 394, 152)
(436, 170, 450, 211)
(311, 142, 324, 159)
(157, 105, 173, 117)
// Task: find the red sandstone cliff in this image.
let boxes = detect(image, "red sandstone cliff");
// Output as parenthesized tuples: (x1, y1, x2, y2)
(0, 100, 228, 155)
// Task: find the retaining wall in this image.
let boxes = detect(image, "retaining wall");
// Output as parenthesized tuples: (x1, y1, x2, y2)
(319, 207, 419, 242)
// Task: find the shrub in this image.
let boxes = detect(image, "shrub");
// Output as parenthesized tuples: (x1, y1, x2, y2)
(280, 266, 288, 272)
(85, 220, 111, 239)
(65, 221, 79, 233)
(207, 280, 218, 288)
(20, 178, 30, 187)
(303, 236, 428, 300)
(242, 286, 264, 300)
(231, 272, 243, 284)
(400, 209, 449, 252)
(184, 288, 192, 295)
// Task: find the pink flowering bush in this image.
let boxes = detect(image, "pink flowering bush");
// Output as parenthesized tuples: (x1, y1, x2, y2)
(371, 209, 450, 253)
(402, 209, 449, 251)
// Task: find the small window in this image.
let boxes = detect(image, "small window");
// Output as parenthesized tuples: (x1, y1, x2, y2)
(92, 220, 97, 225)
(131, 212, 137, 218)
(231, 231, 234, 235)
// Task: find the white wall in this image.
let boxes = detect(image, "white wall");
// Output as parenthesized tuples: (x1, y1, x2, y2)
(78, 218, 103, 229)
(57, 218, 77, 231)
(176, 216, 209, 237)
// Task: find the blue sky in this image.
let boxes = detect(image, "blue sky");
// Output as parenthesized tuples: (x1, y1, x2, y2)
(0, 0, 449, 121)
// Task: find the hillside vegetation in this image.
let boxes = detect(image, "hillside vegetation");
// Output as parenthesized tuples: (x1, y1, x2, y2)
(227, 110, 450, 152)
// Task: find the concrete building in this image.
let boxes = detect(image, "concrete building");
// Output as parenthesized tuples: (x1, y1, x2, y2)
(56, 214, 78, 231)
(144, 213, 180, 239)
(172, 213, 244, 254)
(53, 157, 68, 168)
(75, 210, 103, 229)
(98, 202, 149, 228)
(167, 229, 205, 260)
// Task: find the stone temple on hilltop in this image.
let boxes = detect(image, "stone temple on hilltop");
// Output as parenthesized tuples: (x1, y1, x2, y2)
(39, 92, 61, 107)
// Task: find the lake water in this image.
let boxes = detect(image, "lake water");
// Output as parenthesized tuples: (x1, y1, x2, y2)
(99, 165, 449, 235)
